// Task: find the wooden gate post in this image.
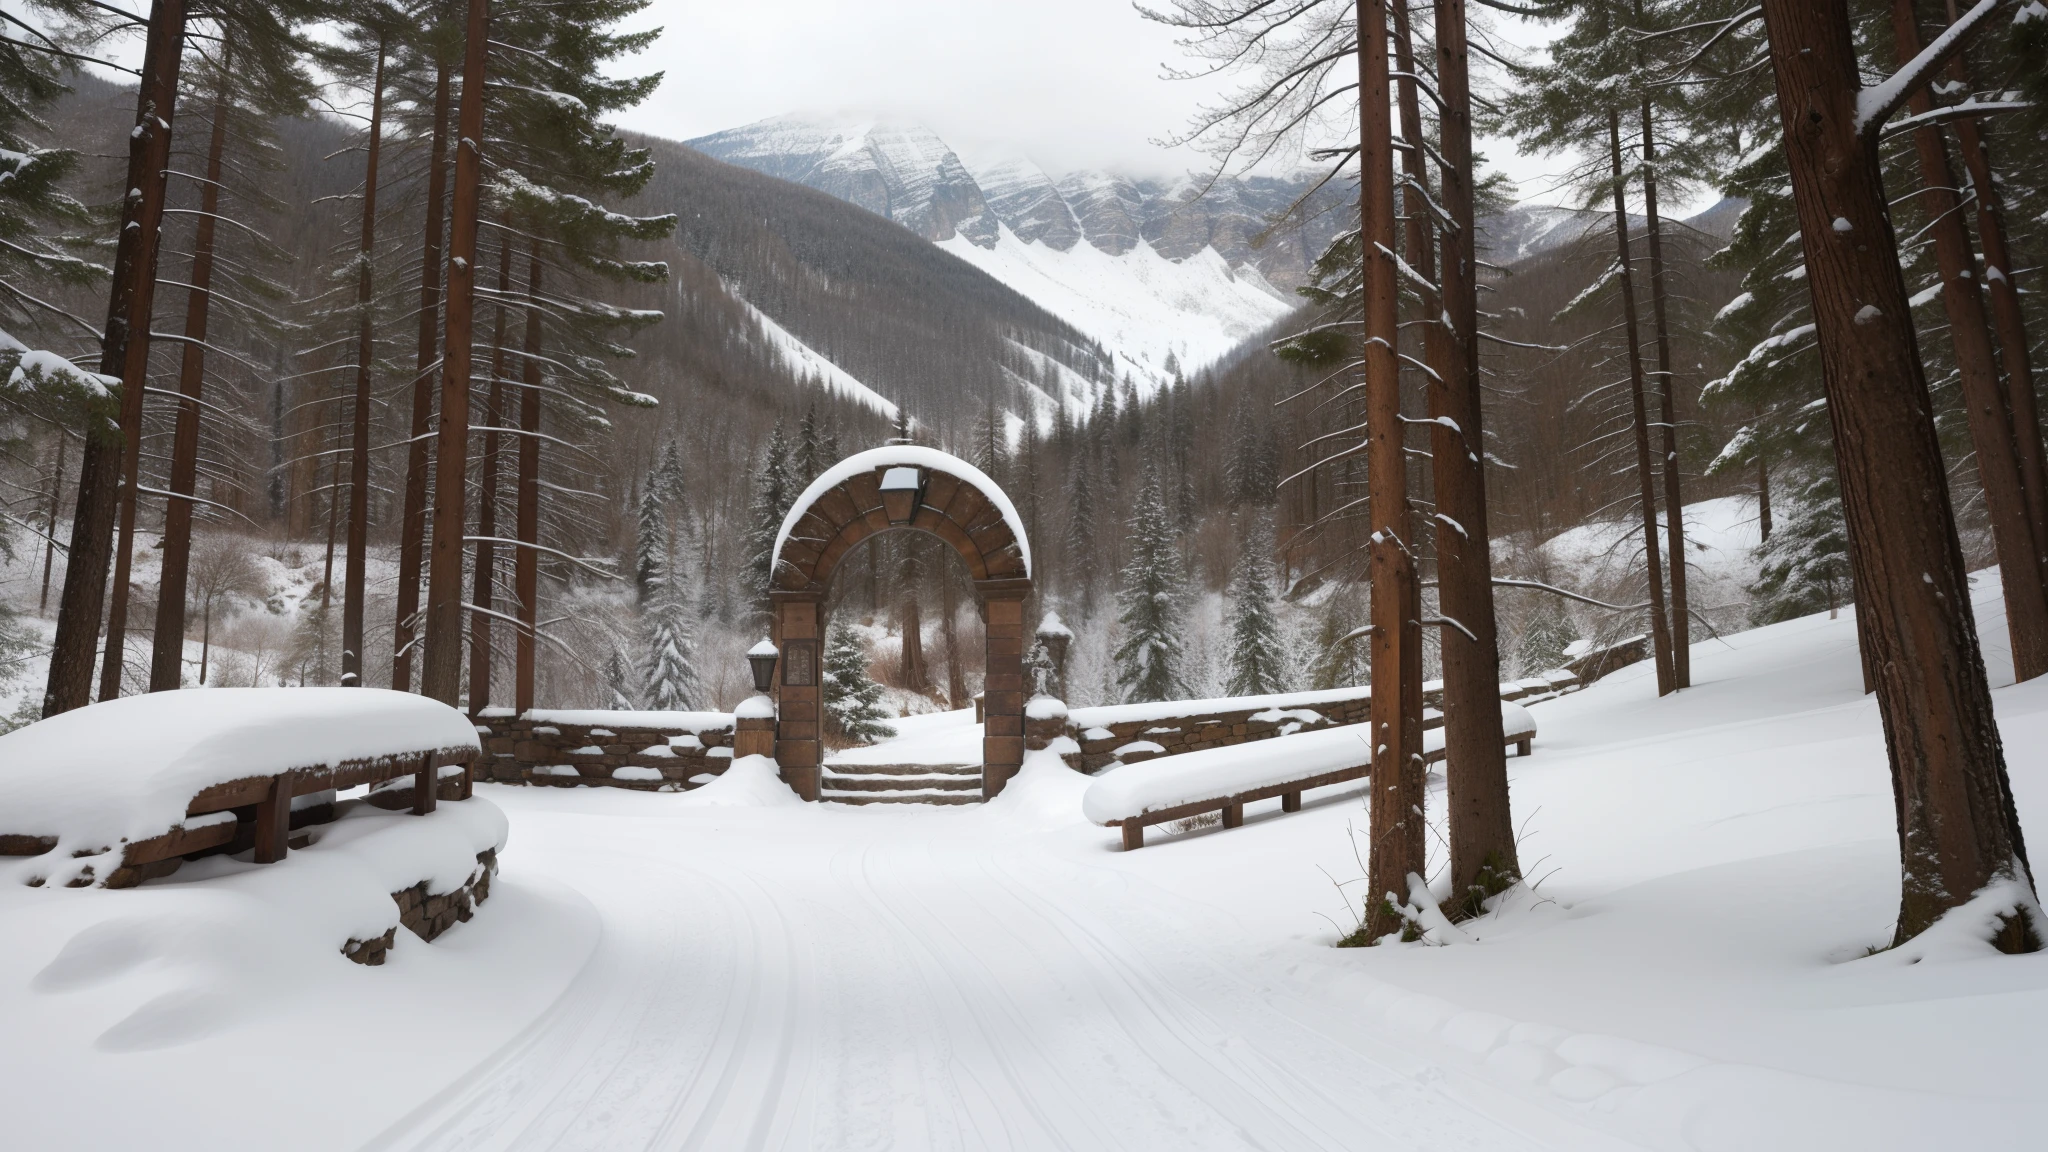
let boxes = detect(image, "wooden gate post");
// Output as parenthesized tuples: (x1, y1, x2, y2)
(770, 593, 823, 800)
(978, 579, 1031, 797)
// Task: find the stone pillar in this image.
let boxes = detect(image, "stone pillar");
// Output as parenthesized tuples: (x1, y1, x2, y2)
(734, 699, 776, 758)
(1024, 695, 1067, 752)
(1035, 612, 1072, 701)
(977, 578, 1031, 797)
(770, 592, 823, 801)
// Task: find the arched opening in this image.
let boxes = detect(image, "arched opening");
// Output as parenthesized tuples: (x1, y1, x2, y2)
(768, 447, 1032, 801)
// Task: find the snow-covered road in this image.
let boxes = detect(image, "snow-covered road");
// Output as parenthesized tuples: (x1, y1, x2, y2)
(10, 575, 2048, 1150)
(361, 787, 1582, 1151)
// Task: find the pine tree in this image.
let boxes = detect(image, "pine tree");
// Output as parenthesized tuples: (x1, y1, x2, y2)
(1516, 602, 1580, 677)
(1113, 462, 1188, 703)
(1225, 517, 1288, 696)
(1308, 585, 1370, 691)
(745, 420, 796, 605)
(822, 619, 894, 741)
(634, 486, 665, 605)
(795, 405, 825, 483)
(651, 438, 687, 512)
(1748, 467, 1849, 625)
(602, 647, 638, 711)
(639, 578, 700, 711)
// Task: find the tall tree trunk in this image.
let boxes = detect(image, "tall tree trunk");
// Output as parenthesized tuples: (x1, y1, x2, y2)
(1607, 111, 1678, 697)
(342, 41, 388, 687)
(1761, 0, 2036, 950)
(1638, 86, 1691, 688)
(1357, 0, 1426, 944)
(514, 249, 541, 714)
(1890, 0, 2048, 683)
(421, 0, 490, 707)
(941, 562, 964, 706)
(199, 597, 210, 685)
(1757, 459, 1772, 542)
(322, 444, 341, 612)
(1943, 0, 2048, 581)
(40, 434, 64, 616)
(469, 243, 510, 714)
(49, 0, 185, 713)
(148, 65, 231, 692)
(393, 56, 452, 692)
(1419, 0, 1519, 912)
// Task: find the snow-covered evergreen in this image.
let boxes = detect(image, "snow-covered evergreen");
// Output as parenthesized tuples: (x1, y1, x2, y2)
(1113, 462, 1188, 703)
(639, 578, 701, 711)
(1224, 517, 1287, 696)
(634, 487, 665, 606)
(823, 619, 895, 742)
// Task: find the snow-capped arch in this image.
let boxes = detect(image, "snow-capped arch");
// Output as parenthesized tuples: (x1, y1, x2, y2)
(764, 446, 1034, 804)
(771, 445, 1031, 592)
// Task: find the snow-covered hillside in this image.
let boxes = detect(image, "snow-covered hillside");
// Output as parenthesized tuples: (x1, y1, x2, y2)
(937, 222, 1293, 387)
(689, 114, 1304, 388)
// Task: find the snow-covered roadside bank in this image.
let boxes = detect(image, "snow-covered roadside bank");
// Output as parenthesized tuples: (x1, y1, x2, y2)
(0, 849, 600, 1149)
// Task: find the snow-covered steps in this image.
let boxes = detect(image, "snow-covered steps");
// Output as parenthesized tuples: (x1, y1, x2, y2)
(820, 763, 983, 805)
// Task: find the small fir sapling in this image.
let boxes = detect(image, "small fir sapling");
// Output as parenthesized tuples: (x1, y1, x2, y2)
(1225, 518, 1289, 696)
(603, 648, 639, 711)
(823, 620, 895, 742)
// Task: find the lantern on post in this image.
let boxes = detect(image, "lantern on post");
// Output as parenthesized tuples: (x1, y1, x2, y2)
(746, 638, 779, 695)
(735, 638, 780, 762)
(879, 466, 923, 526)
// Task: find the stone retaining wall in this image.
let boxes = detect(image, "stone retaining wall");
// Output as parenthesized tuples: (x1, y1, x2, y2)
(475, 709, 736, 790)
(344, 847, 498, 966)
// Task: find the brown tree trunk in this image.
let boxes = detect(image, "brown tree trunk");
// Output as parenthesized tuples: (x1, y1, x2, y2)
(1758, 459, 1772, 542)
(1607, 110, 1678, 697)
(514, 249, 541, 714)
(1761, 0, 2036, 949)
(54, 0, 186, 712)
(1890, 0, 2048, 682)
(421, 0, 490, 707)
(1357, 0, 1426, 944)
(900, 591, 927, 690)
(1941, 0, 2048, 582)
(148, 66, 231, 692)
(392, 57, 452, 693)
(199, 597, 210, 685)
(40, 434, 65, 616)
(322, 445, 341, 613)
(1639, 91, 1692, 688)
(1420, 0, 1519, 912)
(469, 243, 510, 714)
(341, 42, 388, 687)
(941, 562, 964, 706)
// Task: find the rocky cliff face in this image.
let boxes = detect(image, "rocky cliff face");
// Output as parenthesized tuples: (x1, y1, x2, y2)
(688, 115, 1339, 292)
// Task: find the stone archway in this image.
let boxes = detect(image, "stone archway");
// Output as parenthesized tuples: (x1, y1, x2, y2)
(768, 446, 1032, 801)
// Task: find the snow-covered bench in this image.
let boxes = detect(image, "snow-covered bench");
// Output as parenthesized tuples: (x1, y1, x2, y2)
(0, 688, 482, 888)
(1082, 702, 1536, 850)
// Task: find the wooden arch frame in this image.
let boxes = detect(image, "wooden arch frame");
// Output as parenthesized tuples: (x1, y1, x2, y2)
(768, 449, 1032, 801)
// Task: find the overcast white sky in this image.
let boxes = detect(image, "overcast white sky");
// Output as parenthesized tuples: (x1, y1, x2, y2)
(614, 0, 1603, 206)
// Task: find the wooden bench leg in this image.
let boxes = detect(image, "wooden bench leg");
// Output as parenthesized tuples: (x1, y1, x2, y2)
(1281, 791, 1302, 813)
(253, 773, 293, 864)
(458, 758, 474, 801)
(413, 754, 438, 815)
(1516, 738, 1532, 757)
(1121, 821, 1144, 851)
(1221, 802, 1244, 829)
